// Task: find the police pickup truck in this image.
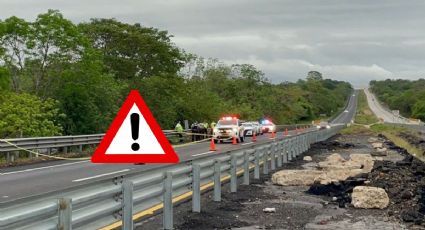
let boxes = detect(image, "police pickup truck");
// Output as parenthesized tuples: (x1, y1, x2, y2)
(213, 116, 245, 143)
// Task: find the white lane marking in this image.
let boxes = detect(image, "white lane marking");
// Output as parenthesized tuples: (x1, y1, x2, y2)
(241, 142, 254, 146)
(72, 169, 130, 182)
(192, 151, 214, 157)
(1, 160, 90, 176)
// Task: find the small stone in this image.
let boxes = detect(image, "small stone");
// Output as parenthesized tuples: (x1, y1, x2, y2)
(332, 197, 338, 201)
(376, 147, 387, 153)
(401, 210, 419, 222)
(401, 190, 414, 199)
(326, 153, 346, 162)
(368, 137, 378, 143)
(372, 142, 383, 149)
(303, 156, 313, 161)
(263, 207, 276, 213)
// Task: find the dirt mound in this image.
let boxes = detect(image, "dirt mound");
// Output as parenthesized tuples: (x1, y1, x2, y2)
(311, 140, 356, 151)
(307, 138, 425, 225)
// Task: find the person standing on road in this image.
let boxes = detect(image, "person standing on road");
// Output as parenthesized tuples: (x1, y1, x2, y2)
(175, 121, 184, 142)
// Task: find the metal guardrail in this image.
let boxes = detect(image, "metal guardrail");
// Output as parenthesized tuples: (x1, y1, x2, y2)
(0, 130, 192, 163)
(0, 124, 345, 230)
(0, 130, 184, 152)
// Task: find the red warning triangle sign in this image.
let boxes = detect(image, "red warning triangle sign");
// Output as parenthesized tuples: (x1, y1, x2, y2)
(91, 90, 179, 163)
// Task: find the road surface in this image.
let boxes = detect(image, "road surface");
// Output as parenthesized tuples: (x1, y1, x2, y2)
(364, 88, 413, 124)
(0, 92, 358, 204)
(331, 90, 358, 124)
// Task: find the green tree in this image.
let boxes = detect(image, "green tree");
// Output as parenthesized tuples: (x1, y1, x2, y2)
(51, 51, 125, 134)
(0, 16, 31, 91)
(80, 19, 185, 80)
(0, 10, 88, 97)
(0, 92, 63, 138)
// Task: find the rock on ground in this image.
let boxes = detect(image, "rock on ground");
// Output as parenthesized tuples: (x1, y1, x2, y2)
(351, 186, 389, 209)
(326, 153, 346, 162)
(372, 142, 383, 149)
(271, 170, 323, 186)
(303, 156, 313, 161)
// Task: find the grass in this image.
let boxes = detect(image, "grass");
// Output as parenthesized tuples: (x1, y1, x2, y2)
(355, 90, 379, 125)
(339, 124, 373, 135)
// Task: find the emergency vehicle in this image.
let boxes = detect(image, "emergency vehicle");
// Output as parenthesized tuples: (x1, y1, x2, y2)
(213, 116, 245, 143)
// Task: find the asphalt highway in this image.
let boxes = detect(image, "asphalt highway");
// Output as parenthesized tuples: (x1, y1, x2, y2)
(330, 90, 358, 124)
(0, 92, 358, 203)
(364, 88, 414, 124)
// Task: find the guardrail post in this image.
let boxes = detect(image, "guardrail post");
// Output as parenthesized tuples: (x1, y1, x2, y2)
(283, 141, 288, 163)
(230, 154, 237, 193)
(6, 152, 11, 163)
(296, 136, 301, 156)
(254, 150, 260, 179)
(14, 151, 19, 161)
(263, 148, 269, 175)
(287, 139, 292, 161)
(192, 164, 201, 212)
(122, 180, 134, 230)
(277, 142, 283, 168)
(213, 160, 221, 202)
(270, 145, 276, 171)
(58, 198, 72, 230)
(243, 151, 250, 185)
(63, 146, 68, 154)
(78, 145, 83, 153)
(297, 136, 302, 156)
(163, 172, 173, 230)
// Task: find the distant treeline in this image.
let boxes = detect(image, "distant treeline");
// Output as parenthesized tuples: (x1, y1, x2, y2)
(0, 10, 352, 138)
(370, 79, 425, 120)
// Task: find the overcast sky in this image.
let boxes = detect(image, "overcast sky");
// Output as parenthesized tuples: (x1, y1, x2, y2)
(1, 0, 425, 87)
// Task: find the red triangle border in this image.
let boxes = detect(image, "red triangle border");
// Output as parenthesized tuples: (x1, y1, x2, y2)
(91, 90, 179, 163)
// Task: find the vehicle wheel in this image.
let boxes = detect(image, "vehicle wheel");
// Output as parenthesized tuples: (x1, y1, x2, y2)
(214, 139, 218, 144)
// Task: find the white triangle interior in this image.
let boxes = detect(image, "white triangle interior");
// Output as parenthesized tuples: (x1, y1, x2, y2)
(105, 103, 165, 154)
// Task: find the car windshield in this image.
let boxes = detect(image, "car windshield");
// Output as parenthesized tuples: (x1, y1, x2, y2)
(218, 120, 237, 126)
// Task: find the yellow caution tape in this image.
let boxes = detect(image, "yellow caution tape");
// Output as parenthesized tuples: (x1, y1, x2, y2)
(0, 139, 91, 161)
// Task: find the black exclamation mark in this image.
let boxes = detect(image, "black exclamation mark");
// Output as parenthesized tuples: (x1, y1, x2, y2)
(130, 113, 140, 151)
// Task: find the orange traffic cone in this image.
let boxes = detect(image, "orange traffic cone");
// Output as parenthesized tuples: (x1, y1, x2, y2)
(210, 138, 216, 151)
(252, 132, 257, 142)
(232, 134, 237, 145)
(284, 128, 288, 136)
(270, 131, 275, 139)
